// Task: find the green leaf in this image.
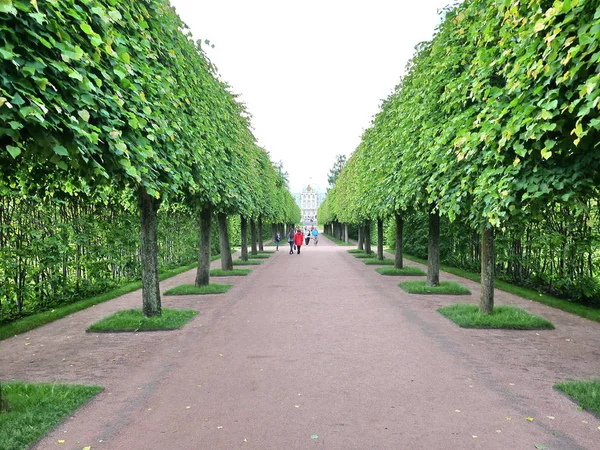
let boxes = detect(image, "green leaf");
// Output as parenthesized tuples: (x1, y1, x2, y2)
(53, 145, 69, 156)
(0, 0, 16, 14)
(78, 110, 90, 122)
(7, 145, 21, 158)
(80, 23, 94, 35)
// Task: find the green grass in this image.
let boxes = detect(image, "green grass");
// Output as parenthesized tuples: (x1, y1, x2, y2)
(233, 259, 263, 266)
(0, 262, 200, 342)
(363, 258, 394, 265)
(347, 249, 365, 253)
(437, 303, 554, 329)
(375, 266, 426, 276)
(323, 233, 353, 246)
(258, 250, 276, 254)
(352, 253, 374, 259)
(398, 280, 471, 295)
(87, 308, 197, 332)
(163, 283, 232, 295)
(555, 379, 600, 416)
(210, 269, 251, 277)
(248, 254, 271, 259)
(397, 252, 600, 323)
(0, 382, 102, 450)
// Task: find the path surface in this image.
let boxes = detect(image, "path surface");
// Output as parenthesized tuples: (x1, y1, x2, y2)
(1, 237, 600, 449)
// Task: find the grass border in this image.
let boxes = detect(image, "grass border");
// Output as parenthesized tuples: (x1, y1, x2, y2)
(210, 269, 251, 277)
(163, 283, 233, 296)
(0, 382, 103, 450)
(437, 303, 554, 330)
(0, 261, 208, 341)
(375, 266, 426, 276)
(362, 258, 394, 265)
(86, 308, 198, 332)
(398, 280, 471, 295)
(554, 379, 600, 417)
(391, 250, 600, 323)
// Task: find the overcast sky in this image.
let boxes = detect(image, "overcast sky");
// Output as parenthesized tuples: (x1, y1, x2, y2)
(169, 0, 453, 193)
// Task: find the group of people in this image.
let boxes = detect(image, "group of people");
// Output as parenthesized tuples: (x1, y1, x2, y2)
(274, 226, 319, 254)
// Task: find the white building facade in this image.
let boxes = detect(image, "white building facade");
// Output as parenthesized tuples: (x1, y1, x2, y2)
(294, 185, 326, 226)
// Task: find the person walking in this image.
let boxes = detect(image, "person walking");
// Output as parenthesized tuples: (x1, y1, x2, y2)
(304, 228, 311, 246)
(287, 229, 295, 254)
(275, 232, 281, 251)
(311, 227, 319, 245)
(294, 229, 304, 255)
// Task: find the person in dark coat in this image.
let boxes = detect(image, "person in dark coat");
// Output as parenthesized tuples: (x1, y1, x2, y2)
(294, 229, 304, 255)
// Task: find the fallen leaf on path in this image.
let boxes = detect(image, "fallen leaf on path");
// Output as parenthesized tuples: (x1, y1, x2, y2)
(496, 430, 501, 433)
(546, 416, 555, 420)
(534, 445, 548, 450)
(217, 426, 223, 430)
(82, 447, 91, 450)
(505, 417, 511, 421)
(186, 406, 191, 409)
(509, 383, 515, 386)
(295, 405, 300, 408)
(582, 420, 588, 424)
(472, 435, 478, 439)
(525, 417, 534, 422)
(455, 410, 461, 413)
(244, 438, 248, 442)
(58, 440, 65, 444)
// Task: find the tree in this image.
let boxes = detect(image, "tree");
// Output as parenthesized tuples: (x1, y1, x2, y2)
(327, 154, 347, 189)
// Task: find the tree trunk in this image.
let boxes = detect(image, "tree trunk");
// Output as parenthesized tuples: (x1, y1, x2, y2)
(258, 216, 264, 251)
(358, 226, 364, 251)
(426, 207, 440, 287)
(480, 226, 495, 314)
(195, 205, 212, 287)
(364, 222, 372, 255)
(395, 213, 404, 269)
(250, 220, 258, 255)
(272, 223, 277, 241)
(344, 224, 348, 243)
(377, 218, 384, 260)
(139, 188, 161, 317)
(218, 213, 233, 271)
(240, 216, 248, 261)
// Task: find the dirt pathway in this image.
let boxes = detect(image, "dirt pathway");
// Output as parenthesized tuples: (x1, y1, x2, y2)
(1, 237, 599, 449)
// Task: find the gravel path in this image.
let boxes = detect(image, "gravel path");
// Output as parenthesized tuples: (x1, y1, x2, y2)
(1, 237, 599, 450)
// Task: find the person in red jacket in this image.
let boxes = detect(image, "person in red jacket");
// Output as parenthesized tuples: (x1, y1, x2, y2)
(294, 229, 304, 254)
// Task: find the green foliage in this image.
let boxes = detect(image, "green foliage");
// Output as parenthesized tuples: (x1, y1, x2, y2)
(0, 262, 196, 341)
(398, 281, 471, 295)
(438, 304, 554, 329)
(87, 308, 197, 331)
(321, 0, 600, 309)
(163, 283, 232, 295)
(555, 379, 600, 416)
(0, 382, 102, 450)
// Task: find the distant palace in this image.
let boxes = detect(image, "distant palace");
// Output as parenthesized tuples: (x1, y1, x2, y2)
(293, 184, 326, 226)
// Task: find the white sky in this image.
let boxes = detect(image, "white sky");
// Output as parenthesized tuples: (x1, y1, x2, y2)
(169, 0, 453, 193)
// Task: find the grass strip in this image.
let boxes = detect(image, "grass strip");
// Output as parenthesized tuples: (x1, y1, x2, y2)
(0, 261, 202, 341)
(437, 303, 554, 329)
(347, 249, 364, 254)
(555, 379, 600, 416)
(394, 251, 600, 323)
(398, 281, 471, 295)
(210, 269, 251, 277)
(233, 259, 263, 266)
(323, 233, 353, 246)
(164, 283, 232, 296)
(258, 250, 276, 254)
(352, 253, 374, 259)
(0, 382, 102, 450)
(363, 258, 394, 265)
(248, 254, 271, 259)
(87, 308, 197, 332)
(375, 266, 426, 276)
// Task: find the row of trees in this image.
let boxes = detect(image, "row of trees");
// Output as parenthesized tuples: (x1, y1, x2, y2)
(320, 0, 600, 313)
(1, 0, 299, 321)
